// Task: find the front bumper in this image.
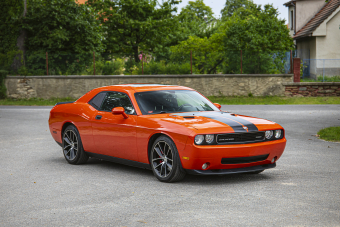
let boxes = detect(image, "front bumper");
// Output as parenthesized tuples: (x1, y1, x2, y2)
(180, 138, 286, 170)
(186, 163, 276, 175)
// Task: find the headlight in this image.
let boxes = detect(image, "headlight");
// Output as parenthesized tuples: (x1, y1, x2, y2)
(205, 134, 214, 144)
(274, 130, 282, 139)
(195, 135, 205, 145)
(265, 130, 273, 140)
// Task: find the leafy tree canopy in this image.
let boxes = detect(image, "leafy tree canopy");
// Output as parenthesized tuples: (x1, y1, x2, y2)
(23, 0, 105, 54)
(87, 0, 181, 62)
(171, 3, 294, 74)
(221, 4, 294, 52)
(0, 0, 24, 71)
(178, 0, 214, 22)
(221, 0, 255, 19)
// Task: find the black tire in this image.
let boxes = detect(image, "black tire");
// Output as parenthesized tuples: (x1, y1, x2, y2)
(62, 125, 89, 165)
(150, 136, 186, 183)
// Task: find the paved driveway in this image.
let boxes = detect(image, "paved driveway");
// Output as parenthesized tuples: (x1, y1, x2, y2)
(0, 105, 339, 226)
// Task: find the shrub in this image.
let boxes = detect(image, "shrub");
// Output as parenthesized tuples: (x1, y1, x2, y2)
(131, 61, 196, 75)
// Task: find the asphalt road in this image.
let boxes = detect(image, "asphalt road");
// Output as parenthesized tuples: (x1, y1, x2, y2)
(0, 105, 339, 226)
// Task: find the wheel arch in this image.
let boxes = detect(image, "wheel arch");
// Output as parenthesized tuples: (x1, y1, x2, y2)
(61, 121, 76, 141)
(147, 132, 175, 163)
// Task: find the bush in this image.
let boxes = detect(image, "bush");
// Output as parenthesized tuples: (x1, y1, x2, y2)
(82, 58, 125, 75)
(131, 61, 196, 75)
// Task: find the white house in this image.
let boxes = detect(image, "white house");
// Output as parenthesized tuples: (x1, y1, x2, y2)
(284, 0, 340, 77)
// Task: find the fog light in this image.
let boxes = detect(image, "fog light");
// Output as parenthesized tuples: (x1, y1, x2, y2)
(271, 157, 277, 163)
(202, 163, 209, 170)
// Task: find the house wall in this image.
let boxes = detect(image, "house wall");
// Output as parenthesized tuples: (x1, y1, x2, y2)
(296, 0, 326, 31)
(76, 0, 86, 4)
(316, 11, 340, 59)
(288, 5, 295, 37)
(296, 37, 318, 78)
(296, 37, 314, 59)
(315, 11, 340, 76)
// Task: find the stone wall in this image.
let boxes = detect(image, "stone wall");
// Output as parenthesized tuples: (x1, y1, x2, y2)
(5, 74, 293, 99)
(284, 82, 340, 97)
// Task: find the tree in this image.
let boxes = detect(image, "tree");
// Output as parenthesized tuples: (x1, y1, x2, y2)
(18, 0, 105, 75)
(178, 0, 214, 22)
(170, 36, 224, 74)
(221, 4, 294, 73)
(170, 2, 294, 74)
(87, 0, 181, 63)
(23, 0, 104, 54)
(222, 4, 293, 53)
(0, 0, 25, 73)
(178, 0, 217, 38)
(221, 0, 255, 19)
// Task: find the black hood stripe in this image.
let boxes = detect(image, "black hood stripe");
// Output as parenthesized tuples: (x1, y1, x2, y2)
(172, 112, 258, 133)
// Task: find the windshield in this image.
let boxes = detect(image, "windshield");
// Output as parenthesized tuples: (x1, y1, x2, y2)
(135, 90, 219, 115)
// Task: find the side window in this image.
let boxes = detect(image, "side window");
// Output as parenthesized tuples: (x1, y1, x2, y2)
(100, 92, 135, 115)
(89, 92, 106, 109)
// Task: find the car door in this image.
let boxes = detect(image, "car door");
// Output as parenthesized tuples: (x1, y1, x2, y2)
(90, 91, 138, 161)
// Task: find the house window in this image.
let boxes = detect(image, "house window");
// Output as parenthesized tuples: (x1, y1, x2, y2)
(290, 11, 294, 30)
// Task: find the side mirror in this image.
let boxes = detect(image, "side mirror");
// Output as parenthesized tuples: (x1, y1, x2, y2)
(112, 107, 128, 119)
(213, 103, 222, 110)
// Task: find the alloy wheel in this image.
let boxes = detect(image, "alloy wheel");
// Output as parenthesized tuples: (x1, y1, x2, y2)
(151, 141, 173, 178)
(63, 130, 78, 161)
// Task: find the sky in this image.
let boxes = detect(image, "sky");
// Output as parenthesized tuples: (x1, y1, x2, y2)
(176, 0, 289, 23)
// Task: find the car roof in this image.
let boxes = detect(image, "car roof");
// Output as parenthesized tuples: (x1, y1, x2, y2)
(100, 84, 194, 93)
(77, 84, 195, 103)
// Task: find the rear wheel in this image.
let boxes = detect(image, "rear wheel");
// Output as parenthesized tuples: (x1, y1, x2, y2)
(150, 136, 186, 183)
(62, 125, 88, 165)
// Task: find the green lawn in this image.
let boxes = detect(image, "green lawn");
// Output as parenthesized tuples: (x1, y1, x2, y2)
(318, 127, 340, 142)
(301, 75, 340, 82)
(208, 96, 340, 105)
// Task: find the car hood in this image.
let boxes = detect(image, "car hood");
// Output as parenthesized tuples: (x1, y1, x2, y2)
(161, 111, 280, 134)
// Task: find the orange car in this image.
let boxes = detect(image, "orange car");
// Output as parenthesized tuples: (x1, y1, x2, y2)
(49, 84, 286, 182)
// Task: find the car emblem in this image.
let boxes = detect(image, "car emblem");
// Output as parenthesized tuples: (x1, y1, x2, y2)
(243, 126, 248, 130)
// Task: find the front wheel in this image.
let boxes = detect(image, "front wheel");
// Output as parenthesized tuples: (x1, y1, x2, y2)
(150, 136, 186, 183)
(62, 125, 88, 165)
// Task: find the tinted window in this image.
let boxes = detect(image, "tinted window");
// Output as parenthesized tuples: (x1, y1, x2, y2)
(100, 92, 135, 114)
(89, 92, 106, 109)
(135, 90, 219, 115)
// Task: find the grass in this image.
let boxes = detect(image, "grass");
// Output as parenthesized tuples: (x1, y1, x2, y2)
(208, 96, 340, 105)
(317, 127, 340, 142)
(0, 97, 74, 106)
(301, 75, 340, 82)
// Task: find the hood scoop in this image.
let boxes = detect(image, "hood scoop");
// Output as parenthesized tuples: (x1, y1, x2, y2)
(183, 116, 195, 119)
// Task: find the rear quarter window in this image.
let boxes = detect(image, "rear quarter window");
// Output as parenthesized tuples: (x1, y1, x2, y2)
(89, 92, 106, 109)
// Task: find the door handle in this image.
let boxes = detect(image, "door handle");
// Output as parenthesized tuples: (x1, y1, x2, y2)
(95, 115, 102, 120)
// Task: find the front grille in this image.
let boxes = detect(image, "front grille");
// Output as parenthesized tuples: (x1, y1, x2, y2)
(217, 132, 265, 144)
(221, 154, 269, 164)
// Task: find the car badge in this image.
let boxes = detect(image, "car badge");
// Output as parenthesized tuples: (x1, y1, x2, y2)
(243, 126, 248, 130)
